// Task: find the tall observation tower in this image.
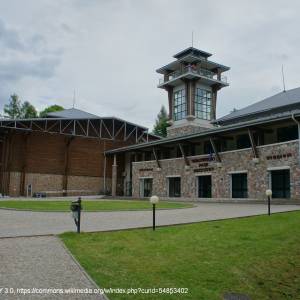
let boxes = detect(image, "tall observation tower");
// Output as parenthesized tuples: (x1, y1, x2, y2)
(156, 47, 230, 137)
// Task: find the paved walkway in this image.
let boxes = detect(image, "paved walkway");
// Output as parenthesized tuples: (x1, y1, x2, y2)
(0, 203, 299, 300)
(0, 203, 299, 238)
(0, 236, 104, 299)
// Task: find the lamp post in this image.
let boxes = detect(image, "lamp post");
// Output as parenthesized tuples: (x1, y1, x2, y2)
(150, 195, 159, 231)
(265, 189, 272, 216)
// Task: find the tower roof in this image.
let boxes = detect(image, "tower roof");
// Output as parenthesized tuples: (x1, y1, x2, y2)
(173, 47, 212, 59)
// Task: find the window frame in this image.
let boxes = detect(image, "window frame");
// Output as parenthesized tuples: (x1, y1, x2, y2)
(173, 89, 187, 121)
(194, 88, 212, 120)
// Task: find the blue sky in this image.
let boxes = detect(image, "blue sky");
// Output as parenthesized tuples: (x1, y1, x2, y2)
(0, 0, 300, 129)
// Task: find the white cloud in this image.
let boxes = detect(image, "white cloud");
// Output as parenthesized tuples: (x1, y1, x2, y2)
(0, 0, 300, 128)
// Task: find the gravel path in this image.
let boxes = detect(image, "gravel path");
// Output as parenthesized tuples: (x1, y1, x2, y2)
(0, 236, 105, 299)
(0, 203, 299, 238)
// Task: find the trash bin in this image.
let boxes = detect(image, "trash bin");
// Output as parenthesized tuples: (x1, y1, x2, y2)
(70, 198, 82, 233)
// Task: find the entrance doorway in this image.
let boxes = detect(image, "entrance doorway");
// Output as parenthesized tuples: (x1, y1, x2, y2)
(168, 177, 181, 197)
(139, 178, 153, 198)
(198, 175, 212, 198)
(271, 169, 290, 198)
(231, 173, 248, 198)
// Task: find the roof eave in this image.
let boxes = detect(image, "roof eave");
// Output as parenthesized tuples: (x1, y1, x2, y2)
(105, 111, 300, 155)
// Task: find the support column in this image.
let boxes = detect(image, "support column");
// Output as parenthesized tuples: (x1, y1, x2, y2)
(20, 133, 30, 196)
(248, 128, 258, 159)
(112, 154, 118, 197)
(167, 87, 173, 120)
(210, 138, 221, 163)
(62, 137, 73, 196)
(179, 144, 190, 167)
(211, 87, 218, 121)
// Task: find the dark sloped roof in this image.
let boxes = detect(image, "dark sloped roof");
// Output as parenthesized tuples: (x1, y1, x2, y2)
(216, 87, 300, 124)
(173, 47, 212, 59)
(46, 108, 99, 119)
(106, 109, 300, 155)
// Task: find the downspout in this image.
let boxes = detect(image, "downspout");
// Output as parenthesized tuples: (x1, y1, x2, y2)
(291, 113, 300, 164)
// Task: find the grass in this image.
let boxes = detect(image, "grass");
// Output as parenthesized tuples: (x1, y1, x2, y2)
(0, 200, 192, 212)
(61, 211, 300, 300)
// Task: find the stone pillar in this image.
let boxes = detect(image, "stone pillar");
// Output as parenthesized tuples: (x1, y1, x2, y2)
(167, 87, 173, 120)
(111, 154, 118, 197)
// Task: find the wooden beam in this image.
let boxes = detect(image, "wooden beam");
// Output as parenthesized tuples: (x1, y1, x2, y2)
(152, 148, 161, 169)
(178, 144, 189, 166)
(209, 138, 221, 162)
(62, 137, 74, 196)
(20, 133, 30, 196)
(248, 128, 258, 158)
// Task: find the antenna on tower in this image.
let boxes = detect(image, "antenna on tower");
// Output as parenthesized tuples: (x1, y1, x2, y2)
(191, 31, 194, 47)
(281, 65, 286, 92)
(72, 90, 76, 108)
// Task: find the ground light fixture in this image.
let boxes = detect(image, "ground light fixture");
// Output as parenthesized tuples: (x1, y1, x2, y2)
(265, 189, 272, 216)
(150, 195, 159, 231)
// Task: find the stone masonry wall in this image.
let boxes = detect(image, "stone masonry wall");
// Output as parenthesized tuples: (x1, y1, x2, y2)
(167, 125, 209, 138)
(132, 141, 300, 200)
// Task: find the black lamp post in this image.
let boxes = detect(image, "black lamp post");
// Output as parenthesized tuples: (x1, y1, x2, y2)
(150, 195, 159, 231)
(266, 189, 272, 216)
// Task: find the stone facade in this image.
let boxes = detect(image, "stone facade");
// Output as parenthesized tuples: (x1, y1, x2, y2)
(167, 124, 210, 138)
(132, 140, 300, 201)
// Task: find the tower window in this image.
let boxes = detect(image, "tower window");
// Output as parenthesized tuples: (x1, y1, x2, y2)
(195, 88, 212, 120)
(173, 89, 186, 121)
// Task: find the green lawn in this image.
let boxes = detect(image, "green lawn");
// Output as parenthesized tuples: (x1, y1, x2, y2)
(61, 211, 300, 300)
(0, 200, 192, 212)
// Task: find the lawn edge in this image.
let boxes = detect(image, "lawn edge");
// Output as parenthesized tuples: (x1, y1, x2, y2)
(0, 203, 195, 213)
(56, 235, 110, 300)
(59, 209, 300, 236)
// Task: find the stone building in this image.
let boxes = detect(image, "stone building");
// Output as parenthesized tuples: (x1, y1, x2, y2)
(0, 108, 158, 197)
(107, 47, 300, 202)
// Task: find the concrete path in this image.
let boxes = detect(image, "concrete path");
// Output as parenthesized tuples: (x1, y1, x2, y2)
(0, 236, 105, 299)
(0, 203, 299, 238)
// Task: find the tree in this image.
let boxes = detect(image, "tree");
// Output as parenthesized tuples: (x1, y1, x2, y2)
(152, 105, 169, 137)
(4, 94, 22, 119)
(39, 105, 64, 117)
(21, 101, 38, 118)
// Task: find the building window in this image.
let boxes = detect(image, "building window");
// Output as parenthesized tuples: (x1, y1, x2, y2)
(168, 177, 181, 197)
(236, 134, 251, 149)
(139, 178, 153, 197)
(271, 169, 290, 198)
(231, 173, 248, 198)
(277, 125, 298, 143)
(195, 88, 212, 120)
(173, 89, 186, 121)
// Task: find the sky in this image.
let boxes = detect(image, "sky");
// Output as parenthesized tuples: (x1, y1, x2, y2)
(0, 0, 300, 129)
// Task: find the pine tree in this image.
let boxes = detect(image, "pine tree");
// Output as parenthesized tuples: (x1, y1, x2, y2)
(152, 105, 169, 137)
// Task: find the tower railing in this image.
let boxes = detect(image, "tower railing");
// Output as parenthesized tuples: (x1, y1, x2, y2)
(159, 66, 227, 85)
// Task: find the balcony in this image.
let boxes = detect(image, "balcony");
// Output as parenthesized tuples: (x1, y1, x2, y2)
(158, 66, 228, 87)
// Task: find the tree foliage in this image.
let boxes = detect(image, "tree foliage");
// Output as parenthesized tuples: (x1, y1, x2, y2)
(39, 105, 64, 117)
(152, 105, 169, 137)
(21, 101, 38, 118)
(4, 94, 22, 118)
(3, 94, 64, 119)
